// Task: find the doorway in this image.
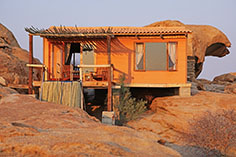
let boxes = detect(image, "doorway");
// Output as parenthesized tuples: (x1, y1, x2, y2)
(82, 45, 95, 74)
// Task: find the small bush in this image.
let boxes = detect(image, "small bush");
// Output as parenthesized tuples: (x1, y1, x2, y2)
(115, 75, 147, 124)
(180, 109, 236, 155)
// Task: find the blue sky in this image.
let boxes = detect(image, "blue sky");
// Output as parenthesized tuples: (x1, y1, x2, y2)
(1, 0, 235, 80)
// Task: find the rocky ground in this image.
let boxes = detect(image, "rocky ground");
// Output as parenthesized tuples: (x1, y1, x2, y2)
(1, 88, 236, 156)
(128, 91, 236, 156)
(0, 93, 180, 156)
(129, 91, 236, 142)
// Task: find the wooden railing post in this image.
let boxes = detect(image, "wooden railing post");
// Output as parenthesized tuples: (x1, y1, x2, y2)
(111, 65, 114, 82)
(70, 64, 73, 81)
(79, 66, 83, 82)
(28, 35, 33, 94)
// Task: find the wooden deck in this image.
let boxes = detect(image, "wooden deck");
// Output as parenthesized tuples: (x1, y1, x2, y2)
(123, 83, 191, 88)
(82, 81, 108, 88)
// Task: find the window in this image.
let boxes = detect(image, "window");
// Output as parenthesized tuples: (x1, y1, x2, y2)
(135, 42, 177, 71)
(168, 43, 177, 70)
(145, 42, 167, 71)
(135, 43, 144, 70)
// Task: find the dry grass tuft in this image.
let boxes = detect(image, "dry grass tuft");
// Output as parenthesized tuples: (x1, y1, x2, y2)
(180, 109, 236, 156)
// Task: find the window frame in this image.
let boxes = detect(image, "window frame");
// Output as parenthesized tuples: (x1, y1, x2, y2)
(134, 42, 178, 72)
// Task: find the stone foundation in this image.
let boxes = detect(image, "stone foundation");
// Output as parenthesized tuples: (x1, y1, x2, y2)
(179, 86, 191, 96)
(187, 56, 196, 82)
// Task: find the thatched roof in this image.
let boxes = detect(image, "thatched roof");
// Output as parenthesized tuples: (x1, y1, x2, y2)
(25, 26, 191, 37)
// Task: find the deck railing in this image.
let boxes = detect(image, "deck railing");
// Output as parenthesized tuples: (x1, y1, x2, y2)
(26, 64, 46, 94)
(77, 64, 113, 83)
(26, 63, 115, 88)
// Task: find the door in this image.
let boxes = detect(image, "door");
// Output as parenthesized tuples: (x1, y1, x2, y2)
(82, 49, 94, 73)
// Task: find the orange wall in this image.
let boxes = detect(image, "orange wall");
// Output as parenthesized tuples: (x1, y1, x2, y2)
(43, 36, 187, 84)
(95, 36, 187, 84)
(43, 39, 63, 80)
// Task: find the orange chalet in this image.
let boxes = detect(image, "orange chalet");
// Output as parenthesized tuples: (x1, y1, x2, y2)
(25, 25, 192, 111)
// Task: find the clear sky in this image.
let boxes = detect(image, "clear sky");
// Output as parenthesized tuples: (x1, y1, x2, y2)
(1, 0, 235, 80)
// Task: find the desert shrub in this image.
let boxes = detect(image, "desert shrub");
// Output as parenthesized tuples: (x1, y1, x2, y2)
(180, 109, 236, 156)
(115, 75, 147, 124)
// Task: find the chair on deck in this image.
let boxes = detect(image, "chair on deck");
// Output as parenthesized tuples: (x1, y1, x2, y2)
(91, 67, 108, 81)
(62, 65, 80, 81)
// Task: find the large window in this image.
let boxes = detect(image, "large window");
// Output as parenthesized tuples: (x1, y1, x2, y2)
(135, 42, 177, 71)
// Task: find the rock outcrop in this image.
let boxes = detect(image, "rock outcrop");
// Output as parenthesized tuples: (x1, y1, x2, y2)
(191, 73, 236, 94)
(0, 24, 20, 48)
(212, 73, 236, 85)
(0, 94, 180, 156)
(0, 23, 41, 86)
(128, 91, 236, 156)
(225, 84, 236, 95)
(146, 20, 231, 77)
(0, 85, 18, 98)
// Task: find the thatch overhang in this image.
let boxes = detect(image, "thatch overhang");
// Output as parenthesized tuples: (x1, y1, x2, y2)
(25, 26, 192, 38)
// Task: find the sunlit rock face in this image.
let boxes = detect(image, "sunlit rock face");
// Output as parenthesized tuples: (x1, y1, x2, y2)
(0, 23, 41, 85)
(146, 20, 231, 78)
(128, 91, 236, 143)
(0, 23, 20, 48)
(0, 94, 181, 156)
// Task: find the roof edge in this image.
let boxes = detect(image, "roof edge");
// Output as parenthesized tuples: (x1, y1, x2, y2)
(25, 26, 191, 37)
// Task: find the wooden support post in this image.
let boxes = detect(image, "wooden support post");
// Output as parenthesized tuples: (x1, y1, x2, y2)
(79, 67, 83, 82)
(70, 64, 73, 81)
(48, 42, 51, 80)
(80, 84, 84, 110)
(52, 44, 54, 78)
(28, 35, 33, 94)
(62, 42, 65, 80)
(107, 35, 112, 111)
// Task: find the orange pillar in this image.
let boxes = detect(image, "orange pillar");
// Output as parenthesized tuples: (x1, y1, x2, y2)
(28, 35, 33, 94)
(107, 35, 112, 111)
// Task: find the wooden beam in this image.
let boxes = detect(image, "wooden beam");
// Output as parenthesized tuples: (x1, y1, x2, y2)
(77, 64, 111, 68)
(26, 64, 45, 68)
(70, 64, 73, 81)
(9, 84, 29, 89)
(28, 35, 33, 94)
(123, 83, 192, 88)
(82, 81, 108, 88)
(107, 35, 112, 111)
(52, 44, 54, 78)
(48, 42, 51, 80)
(33, 81, 42, 87)
(62, 42, 65, 80)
